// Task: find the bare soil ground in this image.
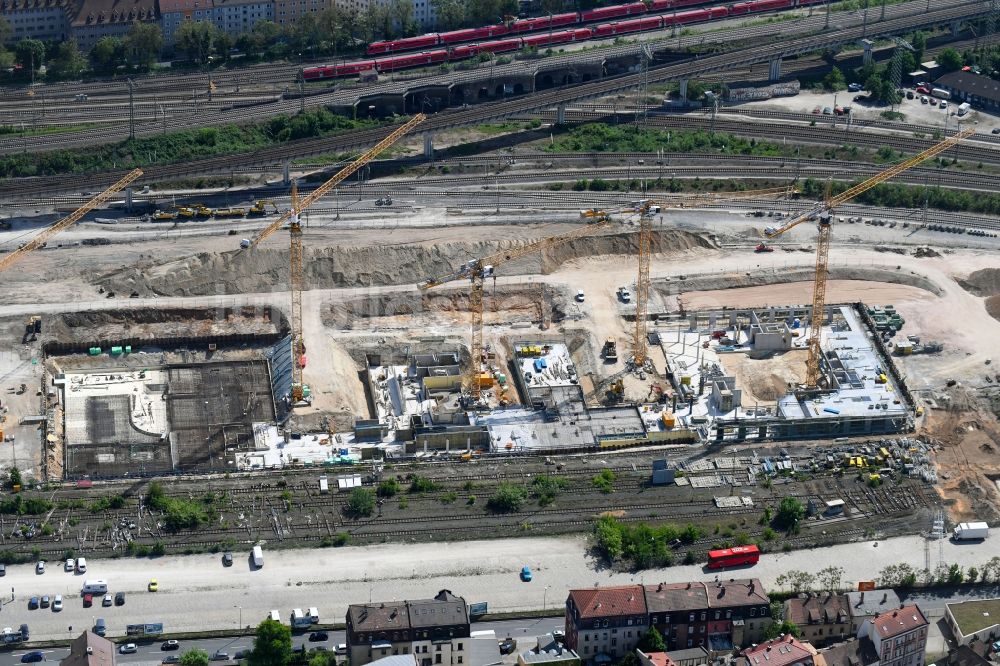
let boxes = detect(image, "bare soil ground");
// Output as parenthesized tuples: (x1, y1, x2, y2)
(726, 349, 810, 405)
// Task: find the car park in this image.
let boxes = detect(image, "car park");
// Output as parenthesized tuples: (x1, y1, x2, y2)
(120, 644, 138, 654)
(162, 640, 180, 651)
(102, 594, 112, 607)
(52, 595, 62, 612)
(115, 592, 125, 606)
(20, 651, 45, 663)
(520, 566, 533, 581)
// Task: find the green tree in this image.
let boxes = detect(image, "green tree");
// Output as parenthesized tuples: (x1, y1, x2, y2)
(594, 515, 624, 560)
(487, 483, 526, 513)
(174, 20, 220, 63)
(0, 49, 14, 70)
(390, 0, 417, 34)
(0, 16, 11, 46)
(823, 66, 846, 91)
(91, 36, 125, 72)
(967, 566, 979, 583)
(14, 38, 45, 72)
(947, 563, 964, 585)
(637, 626, 666, 653)
(431, 0, 466, 30)
(764, 621, 800, 640)
(180, 649, 210, 666)
(773, 497, 804, 530)
(249, 619, 293, 666)
(467, 0, 517, 26)
(377, 479, 400, 497)
(8, 467, 22, 490)
(937, 47, 963, 72)
(308, 651, 338, 666)
(910, 31, 927, 62)
(47, 40, 87, 79)
(345, 488, 375, 518)
(124, 23, 163, 67)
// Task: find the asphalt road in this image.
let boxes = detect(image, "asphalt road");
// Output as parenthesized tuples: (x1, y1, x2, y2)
(0, 618, 556, 665)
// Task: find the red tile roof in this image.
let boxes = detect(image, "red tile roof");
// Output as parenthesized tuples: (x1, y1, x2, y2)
(743, 635, 817, 666)
(644, 579, 769, 613)
(569, 585, 647, 620)
(872, 605, 927, 639)
(643, 652, 678, 666)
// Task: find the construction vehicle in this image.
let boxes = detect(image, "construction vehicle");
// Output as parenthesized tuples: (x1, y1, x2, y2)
(152, 210, 177, 221)
(754, 243, 774, 253)
(0, 169, 143, 274)
(192, 204, 213, 218)
(23, 316, 40, 343)
(176, 207, 196, 218)
(602, 337, 619, 363)
(214, 207, 246, 218)
(420, 218, 613, 402)
(630, 187, 797, 365)
(580, 208, 607, 219)
(248, 200, 278, 216)
(245, 114, 428, 404)
(764, 127, 974, 389)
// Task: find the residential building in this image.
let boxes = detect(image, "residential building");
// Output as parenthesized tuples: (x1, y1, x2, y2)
(274, 0, 328, 26)
(945, 599, 1000, 647)
(856, 605, 928, 666)
(159, 0, 213, 47)
(845, 590, 902, 634)
(664, 647, 711, 666)
(69, 0, 157, 53)
(346, 589, 470, 666)
(644, 579, 772, 652)
(784, 592, 851, 647)
(815, 638, 879, 666)
(934, 71, 1000, 112)
(565, 585, 649, 664)
(60, 630, 117, 666)
(211, 0, 272, 39)
(410, 0, 434, 28)
(369, 657, 419, 666)
(742, 635, 817, 666)
(1, 0, 71, 44)
(639, 651, 679, 666)
(518, 634, 580, 665)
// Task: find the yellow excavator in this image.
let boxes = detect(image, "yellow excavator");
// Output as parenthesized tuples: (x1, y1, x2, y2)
(249, 200, 279, 216)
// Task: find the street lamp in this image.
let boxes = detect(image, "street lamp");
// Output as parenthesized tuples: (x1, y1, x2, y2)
(235, 605, 242, 631)
(543, 585, 550, 610)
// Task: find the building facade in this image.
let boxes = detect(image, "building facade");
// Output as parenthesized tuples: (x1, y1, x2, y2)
(934, 71, 1000, 112)
(846, 590, 902, 634)
(211, 0, 272, 38)
(1, 0, 70, 44)
(945, 599, 1000, 647)
(69, 0, 157, 52)
(784, 593, 851, 647)
(273, 0, 327, 26)
(346, 589, 470, 666)
(857, 605, 928, 666)
(159, 0, 213, 47)
(566, 585, 649, 664)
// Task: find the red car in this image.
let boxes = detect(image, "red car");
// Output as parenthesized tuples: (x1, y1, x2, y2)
(83, 594, 93, 607)
(916, 85, 931, 95)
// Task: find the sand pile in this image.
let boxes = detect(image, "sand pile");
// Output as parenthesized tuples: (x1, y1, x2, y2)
(95, 229, 716, 298)
(957, 269, 1000, 323)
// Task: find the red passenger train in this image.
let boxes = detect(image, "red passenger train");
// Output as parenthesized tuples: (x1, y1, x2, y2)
(706, 544, 761, 569)
(301, 0, 824, 82)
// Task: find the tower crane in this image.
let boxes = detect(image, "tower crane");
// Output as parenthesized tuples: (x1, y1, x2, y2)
(630, 186, 798, 365)
(0, 168, 143, 273)
(765, 126, 975, 389)
(243, 113, 427, 404)
(419, 218, 615, 402)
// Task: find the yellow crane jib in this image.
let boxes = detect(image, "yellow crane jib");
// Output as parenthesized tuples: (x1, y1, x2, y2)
(762, 126, 975, 388)
(244, 113, 428, 249)
(0, 168, 144, 273)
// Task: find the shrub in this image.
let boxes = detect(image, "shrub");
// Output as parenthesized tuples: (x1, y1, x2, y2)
(487, 483, 527, 513)
(377, 479, 400, 497)
(592, 469, 617, 494)
(345, 488, 376, 518)
(408, 476, 440, 493)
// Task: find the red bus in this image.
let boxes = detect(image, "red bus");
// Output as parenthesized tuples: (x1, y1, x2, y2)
(707, 544, 760, 569)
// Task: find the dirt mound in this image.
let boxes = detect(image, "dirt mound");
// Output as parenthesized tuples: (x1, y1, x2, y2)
(959, 268, 1000, 297)
(95, 230, 716, 298)
(912, 246, 940, 258)
(986, 295, 1000, 322)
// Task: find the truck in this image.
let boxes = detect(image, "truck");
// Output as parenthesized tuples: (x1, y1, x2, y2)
(958, 102, 971, 116)
(755, 243, 774, 253)
(953, 522, 989, 541)
(602, 337, 618, 363)
(252, 545, 264, 568)
(2, 625, 29, 644)
(290, 608, 312, 628)
(931, 87, 951, 100)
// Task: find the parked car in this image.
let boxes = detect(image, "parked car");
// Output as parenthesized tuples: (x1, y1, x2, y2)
(309, 632, 329, 642)
(520, 566, 533, 582)
(916, 85, 931, 94)
(35, 561, 44, 575)
(499, 639, 517, 655)
(222, 552, 233, 567)
(148, 579, 159, 592)
(334, 644, 348, 656)
(161, 657, 181, 664)
(0, 563, 7, 576)
(940, 100, 948, 109)
(65, 559, 75, 572)
(76, 558, 87, 573)
(210, 651, 229, 661)
(115, 592, 126, 606)
(847, 82, 863, 92)
(83, 594, 93, 608)
(822, 106, 833, 115)
(94, 619, 106, 637)
(102, 594, 113, 607)
(28, 596, 39, 610)
(20, 651, 45, 663)
(40, 595, 50, 608)
(993, 128, 1000, 134)
(921, 96, 929, 104)
(906, 90, 914, 99)
(120, 644, 138, 654)
(161, 640, 180, 651)
(52, 595, 63, 612)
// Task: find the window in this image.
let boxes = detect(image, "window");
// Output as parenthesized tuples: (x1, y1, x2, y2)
(715, 611, 721, 620)
(700, 613, 706, 621)
(584, 647, 589, 655)
(457, 644, 463, 651)
(612, 639, 617, 647)
(726, 611, 732, 619)
(750, 608, 757, 617)
(819, 629, 824, 636)
(652, 616, 658, 624)
(584, 636, 589, 642)
(436, 646, 441, 652)
(627, 632, 632, 638)
(628, 620, 633, 626)
(688, 639, 693, 648)
(457, 659, 463, 664)
(689, 614, 695, 623)
(749, 623, 754, 630)
(435, 656, 441, 665)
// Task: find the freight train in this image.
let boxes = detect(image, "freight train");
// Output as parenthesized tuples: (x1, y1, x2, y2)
(302, 0, 823, 81)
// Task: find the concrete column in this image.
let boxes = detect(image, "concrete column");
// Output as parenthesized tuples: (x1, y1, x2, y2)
(859, 39, 873, 66)
(556, 103, 566, 125)
(283, 160, 291, 185)
(952, 20, 961, 37)
(125, 188, 133, 212)
(679, 78, 688, 101)
(768, 58, 782, 81)
(423, 132, 434, 159)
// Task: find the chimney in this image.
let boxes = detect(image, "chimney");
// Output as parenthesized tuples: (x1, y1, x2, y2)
(86, 648, 93, 655)
(658, 583, 664, 592)
(882, 593, 888, 604)
(860, 592, 865, 604)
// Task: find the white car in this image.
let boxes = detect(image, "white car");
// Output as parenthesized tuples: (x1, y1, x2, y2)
(64, 558, 75, 572)
(76, 557, 87, 573)
(575, 290, 585, 302)
(52, 595, 63, 612)
(120, 643, 138, 654)
(35, 561, 44, 575)
(102, 594, 113, 607)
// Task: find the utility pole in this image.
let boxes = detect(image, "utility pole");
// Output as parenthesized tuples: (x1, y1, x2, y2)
(825, 0, 831, 29)
(127, 78, 135, 140)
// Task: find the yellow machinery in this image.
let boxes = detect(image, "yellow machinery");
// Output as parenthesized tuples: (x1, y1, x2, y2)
(420, 218, 614, 402)
(153, 210, 177, 221)
(765, 127, 974, 389)
(214, 207, 246, 218)
(0, 169, 143, 273)
(249, 200, 279, 216)
(631, 186, 797, 365)
(246, 114, 427, 404)
(176, 207, 196, 218)
(193, 204, 214, 218)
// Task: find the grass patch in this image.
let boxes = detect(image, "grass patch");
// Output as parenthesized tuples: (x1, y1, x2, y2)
(592, 469, 617, 494)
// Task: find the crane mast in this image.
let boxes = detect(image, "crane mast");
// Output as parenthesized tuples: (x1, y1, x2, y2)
(766, 126, 975, 388)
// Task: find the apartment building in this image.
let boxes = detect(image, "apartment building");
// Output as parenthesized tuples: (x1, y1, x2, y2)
(742, 635, 818, 666)
(566, 585, 649, 663)
(856, 605, 928, 666)
(70, 0, 157, 52)
(784, 592, 851, 647)
(845, 590, 902, 634)
(1, 0, 70, 44)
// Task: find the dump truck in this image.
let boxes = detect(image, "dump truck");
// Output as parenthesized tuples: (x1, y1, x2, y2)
(953, 522, 989, 541)
(602, 338, 618, 363)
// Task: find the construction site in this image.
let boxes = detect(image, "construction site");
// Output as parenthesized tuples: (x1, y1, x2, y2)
(2, 97, 1000, 562)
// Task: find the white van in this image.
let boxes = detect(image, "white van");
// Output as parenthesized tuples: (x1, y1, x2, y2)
(269, 610, 281, 623)
(308, 607, 319, 624)
(252, 545, 263, 568)
(81, 580, 108, 595)
(76, 558, 87, 573)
